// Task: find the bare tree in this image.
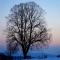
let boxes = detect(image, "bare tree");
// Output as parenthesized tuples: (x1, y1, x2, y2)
(6, 2, 50, 58)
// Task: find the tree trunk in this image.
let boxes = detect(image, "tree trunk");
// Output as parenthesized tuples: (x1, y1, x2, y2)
(23, 51, 27, 59)
(22, 43, 30, 59)
(23, 48, 29, 59)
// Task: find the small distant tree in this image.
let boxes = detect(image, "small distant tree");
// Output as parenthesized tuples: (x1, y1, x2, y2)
(6, 2, 50, 58)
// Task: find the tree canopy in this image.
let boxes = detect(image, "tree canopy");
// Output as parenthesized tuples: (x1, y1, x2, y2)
(6, 2, 50, 58)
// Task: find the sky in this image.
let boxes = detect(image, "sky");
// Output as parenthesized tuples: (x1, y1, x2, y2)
(0, 0, 60, 52)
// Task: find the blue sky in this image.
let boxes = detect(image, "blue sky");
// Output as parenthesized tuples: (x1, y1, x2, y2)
(0, 0, 60, 49)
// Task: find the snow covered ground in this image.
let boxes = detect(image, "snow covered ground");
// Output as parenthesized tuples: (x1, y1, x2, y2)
(27, 58, 60, 60)
(0, 46, 60, 60)
(40, 57, 60, 60)
(26, 48, 60, 60)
